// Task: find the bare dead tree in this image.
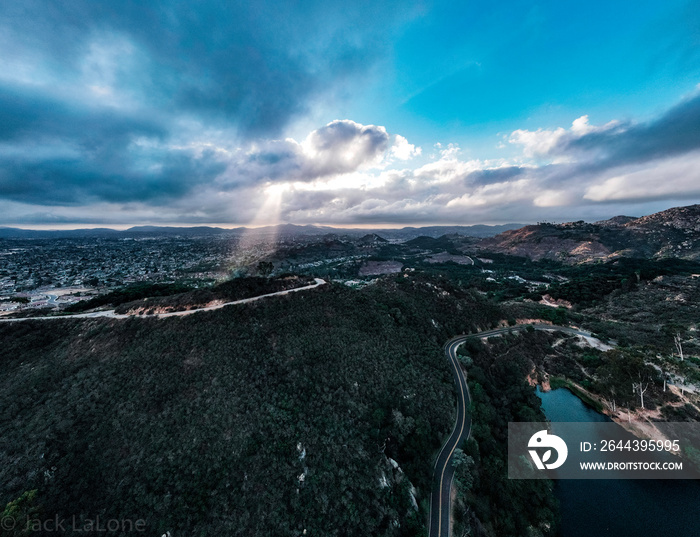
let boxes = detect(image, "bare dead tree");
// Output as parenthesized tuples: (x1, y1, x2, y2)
(674, 333, 684, 361)
(602, 385, 617, 413)
(633, 378, 650, 409)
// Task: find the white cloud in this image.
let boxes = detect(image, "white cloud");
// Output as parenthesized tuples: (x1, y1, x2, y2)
(390, 135, 421, 160)
(446, 179, 533, 209)
(209, 120, 431, 197)
(509, 126, 567, 159)
(571, 115, 595, 135)
(213, 119, 394, 189)
(509, 115, 621, 160)
(413, 157, 482, 185)
(438, 142, 462, 159)
(533, 189, 576, 207)
(7, 91, 700, 228)
(301, 119, 390, 174)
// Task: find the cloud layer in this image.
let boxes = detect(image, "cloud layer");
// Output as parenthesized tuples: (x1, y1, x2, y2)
(1, 1, 700, 226)
(269, 91, 700, 225)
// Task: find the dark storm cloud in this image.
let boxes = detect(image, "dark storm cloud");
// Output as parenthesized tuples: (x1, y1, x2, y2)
(0, 149, 227, 206)
(1, 0, 413, 136)
(0, 84, 164, 148)
(0, 0, 418, 214)
(0, 85, 227, 205)
(555, 93, 700, 168)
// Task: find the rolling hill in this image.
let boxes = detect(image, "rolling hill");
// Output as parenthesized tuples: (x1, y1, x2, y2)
(479, 204, 700, 263)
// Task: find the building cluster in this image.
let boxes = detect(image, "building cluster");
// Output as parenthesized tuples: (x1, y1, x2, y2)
(0, 236, 238, 313)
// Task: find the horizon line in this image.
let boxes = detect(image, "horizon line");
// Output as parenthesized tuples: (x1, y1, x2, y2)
(0, 222, 531, 232)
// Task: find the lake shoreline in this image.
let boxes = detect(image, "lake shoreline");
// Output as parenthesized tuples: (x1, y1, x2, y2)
(537, 387, 700, 537)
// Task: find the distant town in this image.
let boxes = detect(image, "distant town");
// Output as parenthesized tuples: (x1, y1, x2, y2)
(0, 236, 238, 313)
(0, 224, 508, 315)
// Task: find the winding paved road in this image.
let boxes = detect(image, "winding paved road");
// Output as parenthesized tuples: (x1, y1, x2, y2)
(0, 278, 327, 322)
(428, 323, 604, 537)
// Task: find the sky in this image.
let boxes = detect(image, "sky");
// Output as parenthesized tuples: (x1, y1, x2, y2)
(1, 1, 700, 228)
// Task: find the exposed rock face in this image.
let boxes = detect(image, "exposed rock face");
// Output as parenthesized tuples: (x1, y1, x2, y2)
(479, 204, 700, 262)
(594, 215, 637, 227)
(626, 205, 700, 232)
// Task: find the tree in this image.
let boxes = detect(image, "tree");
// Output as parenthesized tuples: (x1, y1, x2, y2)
(2, 490, 41, 537)
(257, 261, 274, 277)
(659, 366, 670, 393)
(632, 377, 650, 409)
(13, 296, 30, 310)
(631, 367, 654, 410)
(674, 333, 684, 361)
(601, 384, 617, 413)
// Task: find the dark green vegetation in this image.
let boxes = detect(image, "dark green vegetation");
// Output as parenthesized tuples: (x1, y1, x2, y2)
(293, 230, 700, 317)
(4, 227, 700, 537)
(63, 276, 315, 315)
(429, 253, 700, 309)
(1, 275, 503, 537)
(528, 258, 700, 307)
(65, 281, 196, 312)
(396, 248, 700, 385)
(456, 332, 559, 537)
(402, 235, 468, 253)
(112, 275, 315, 314)
(580, 273, 700, 351)
(538, 338, 696, 418)
(1, 296, 30, 305)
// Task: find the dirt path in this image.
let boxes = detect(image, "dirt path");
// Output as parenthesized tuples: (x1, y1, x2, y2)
(0, 278, 327, 323)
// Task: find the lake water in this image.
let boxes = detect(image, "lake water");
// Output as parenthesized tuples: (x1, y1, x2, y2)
(536, 387, 700, 536)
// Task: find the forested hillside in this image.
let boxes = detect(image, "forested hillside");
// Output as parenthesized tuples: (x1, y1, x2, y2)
(455, 331, 560, 536)
(1, 276, 506, 536)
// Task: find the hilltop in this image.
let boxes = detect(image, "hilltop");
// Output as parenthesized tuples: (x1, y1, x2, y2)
(479, 204, 700, 262)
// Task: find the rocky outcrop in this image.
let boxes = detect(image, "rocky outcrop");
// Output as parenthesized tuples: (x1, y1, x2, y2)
(479, 204, 700, 263)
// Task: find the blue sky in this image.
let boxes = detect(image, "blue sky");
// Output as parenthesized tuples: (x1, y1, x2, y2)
(1, 1, 699, 227)
(337, 1, 700, 154)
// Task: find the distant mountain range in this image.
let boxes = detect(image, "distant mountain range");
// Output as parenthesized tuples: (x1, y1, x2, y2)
(3, 205, 700, 263)
(479, 204, 700, 262)
(0, 223, 523, 240)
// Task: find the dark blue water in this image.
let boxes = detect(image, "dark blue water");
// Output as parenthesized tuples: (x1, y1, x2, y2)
(537, 387, 700, 537)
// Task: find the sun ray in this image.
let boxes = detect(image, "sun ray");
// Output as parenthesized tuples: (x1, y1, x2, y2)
(235, 183, 288, 269)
